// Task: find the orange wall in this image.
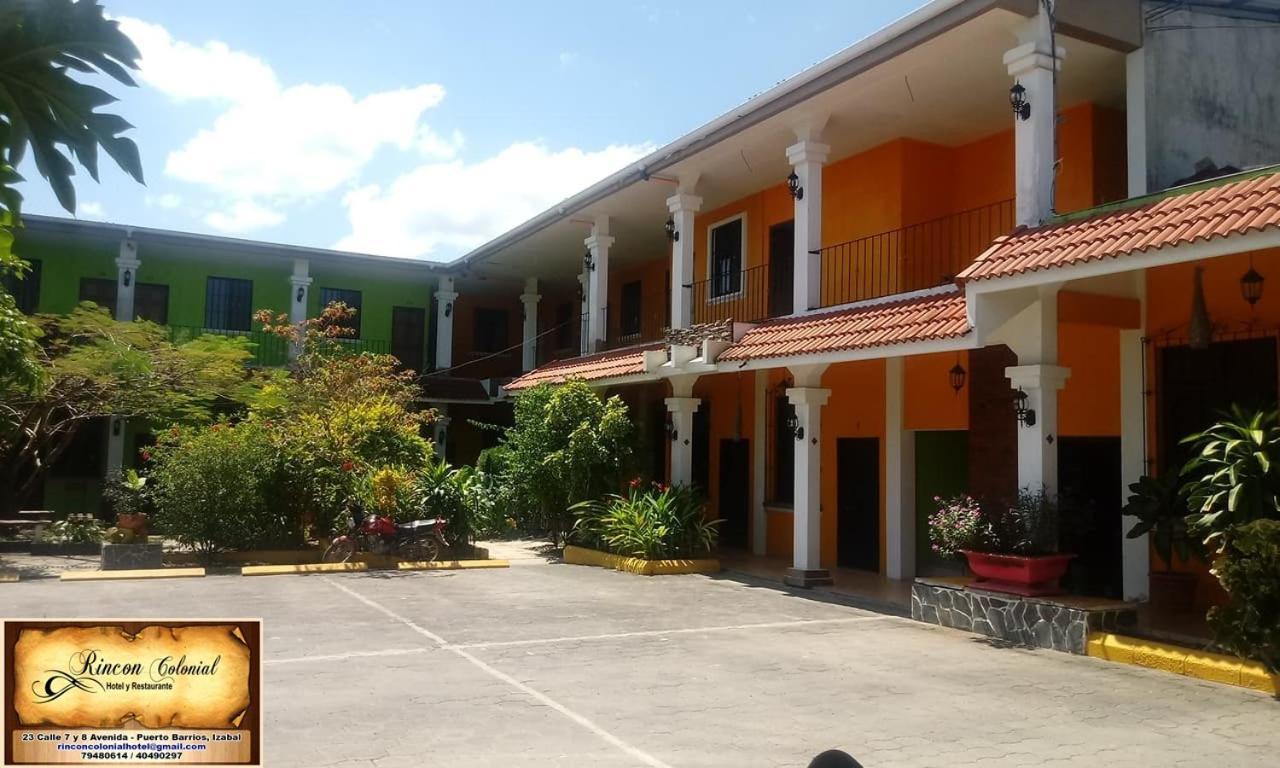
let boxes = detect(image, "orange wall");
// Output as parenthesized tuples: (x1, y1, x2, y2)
(692, 372, 757, 537)
(905, 351, 970, 431)
(820, 360, 887, 569)
(451, 293, 523, 378)
(608, 258, 668, 341)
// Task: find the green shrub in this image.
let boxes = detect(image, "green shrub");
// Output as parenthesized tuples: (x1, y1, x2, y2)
(1209, 519, 1280, 673)
(927, 495, 983, 560)
(150, 422, 293, 558)
(1182, 405, 1280, 548)
(415, 460, 474, 547)
(571, 483, 718, 560)
(37, 515, 104, 544)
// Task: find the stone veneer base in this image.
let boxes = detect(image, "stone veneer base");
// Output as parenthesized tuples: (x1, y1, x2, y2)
(911, 578, 1138, 655)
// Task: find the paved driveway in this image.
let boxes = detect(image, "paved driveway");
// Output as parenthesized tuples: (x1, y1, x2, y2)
(3, 563, 1276, 767)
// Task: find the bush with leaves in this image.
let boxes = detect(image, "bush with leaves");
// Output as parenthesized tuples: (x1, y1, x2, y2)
(36, 514, 104, 544)
(1208, 519, 1280, 673)
(414, 460, 475, 547)
(1123, 471, 1202, 569)
(927, 494, 984, 560)
(1182, 405, 1280, 548)
(149, 421, 293, 559)
(501, 381, 634, 544)
(102, 469, 150, 518)
(571, 482, 718, 560)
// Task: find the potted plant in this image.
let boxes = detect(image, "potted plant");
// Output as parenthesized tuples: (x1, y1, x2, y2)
(1123, 472, 1201, 610)
(929, 489, 1075, 597)
(103, 469, 151, 537)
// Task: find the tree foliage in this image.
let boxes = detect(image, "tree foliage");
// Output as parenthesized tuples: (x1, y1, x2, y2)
(1209, 519, 1280, 673)
(0, 305, 254, 512)
(1182, 405, 1280, 548)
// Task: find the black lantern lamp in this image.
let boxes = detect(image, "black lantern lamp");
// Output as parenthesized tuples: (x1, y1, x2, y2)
(948, 359, 967, 394)
(786, 171, 804, 201)
(786, 412, 804, 441)
(583, 249, 595, 272)
(122, 269, 132, 288)
(665, 413, 678, 443)
(1009, 82, 1031, 121)
(665, 217, 679, 242)
(1242, 261, 1264, 307)
(295, 286, 305, 303)
(443, 301, 453, 318)
(1012, 388, 1036, 427)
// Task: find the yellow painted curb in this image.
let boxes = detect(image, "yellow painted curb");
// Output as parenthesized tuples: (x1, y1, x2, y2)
(563, 545, 720, 576)
(60, 568, 205, 582)
(397, 559, 510, 571)
(1088, 633, 1278, 695)
(0, 571, 19, 583)
(241, 562, 368, 576)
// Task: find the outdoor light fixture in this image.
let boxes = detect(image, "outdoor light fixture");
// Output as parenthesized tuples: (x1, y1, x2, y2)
(295, 286, 305, 303)
(1013, 388, 1036, 427)
(948, 359, 967, 394)
(112, 418, 122, 436)
(665, 413, 678, 443)
(1241, 261, 1265, 307)
(786, 171, 804, 201)
(577, 282, 584, 302)
(122, 269, 132, 288)
(786, 412, 804, 441)
(1009, 82, 1031, 121)
(444, 302, 453, 318)
(665, 217, 679, 242)
(583, 249, 595, 272)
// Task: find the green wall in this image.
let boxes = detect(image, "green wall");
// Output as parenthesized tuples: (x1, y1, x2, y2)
(309, 264, 432, 352)
(914, 429, 969, 577)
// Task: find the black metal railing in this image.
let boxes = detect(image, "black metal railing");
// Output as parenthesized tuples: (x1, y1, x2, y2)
(168, 326, 290, 367)
(817, 199, 1014, 308)
(690, 263, 776, 325)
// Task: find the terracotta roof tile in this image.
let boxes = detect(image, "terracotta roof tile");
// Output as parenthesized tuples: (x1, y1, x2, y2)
(959, 168, 1280, 282)
(504, 343, 661, 391)
(717, 290, 969, 362)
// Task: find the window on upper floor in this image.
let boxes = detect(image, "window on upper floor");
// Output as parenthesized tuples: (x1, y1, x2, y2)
(79, 277, 118, 316)
(620, 280, 642, 337)
(319, 287, 362, 338)
(134, 283, 169, 324)
(204, 276, 253, 332)
(3, 258, 40, 314)
(473, 307, 509, 354)
(710, 216, 744, 299)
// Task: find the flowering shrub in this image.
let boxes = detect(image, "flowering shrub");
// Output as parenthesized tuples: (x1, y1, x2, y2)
(928, 495, 984, 559)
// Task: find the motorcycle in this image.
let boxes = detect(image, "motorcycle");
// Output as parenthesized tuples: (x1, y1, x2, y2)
(321, 500, 447, 564)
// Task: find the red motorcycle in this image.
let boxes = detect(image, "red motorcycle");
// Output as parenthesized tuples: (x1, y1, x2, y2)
(322, 501, 447, 564)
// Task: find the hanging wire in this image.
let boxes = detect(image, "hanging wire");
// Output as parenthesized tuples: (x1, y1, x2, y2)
(418, 315, 575, 379)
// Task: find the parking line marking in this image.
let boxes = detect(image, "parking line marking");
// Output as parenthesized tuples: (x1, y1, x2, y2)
(324, 577, 674, 768)
(266, 647, 431, 665)
(448, 615, 892, 650)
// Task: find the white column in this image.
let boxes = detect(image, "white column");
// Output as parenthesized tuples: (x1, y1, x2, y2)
(1004, 8, 1064, 227)
(885, 357, 916, 581)
(785, 385, 831, 587)
(752, 369, 768, 555)
(665, 397, 700, 487)
(1125, 48, 1147, 198)
(434, 276, 457, 370)
(585, 217, 613, 353)
(786, 140, 829, 312)
(666, 192, 702, 329)
(432, 406, 450, 462)
(1120, 329, 1150, 600)
(105, 417, 125, 477)
(520, 277, 540, 372)
(114, 239, 139, 322)
(1006, 360, 1071, 499)
(288, 259, 311, 360)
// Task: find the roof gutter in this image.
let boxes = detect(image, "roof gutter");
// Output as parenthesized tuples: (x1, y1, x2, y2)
(449, 0, 994, 272)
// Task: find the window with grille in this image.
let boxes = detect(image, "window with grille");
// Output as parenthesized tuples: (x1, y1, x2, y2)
(473, 307, 509, 353)
(3, 258, 40, 314)
(319, 287, 362, 338)
(204, 277, 253, 331)
(133, 283, 169, 324)
(710, 217, 743, 298)
(79, 277, 118, 316)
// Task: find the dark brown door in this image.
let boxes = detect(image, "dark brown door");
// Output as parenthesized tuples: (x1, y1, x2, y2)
(768, 220, 794, 317)
(718, 439, 750, 549)
(837, 437, 880, 572)
(391, 306, 426, 372)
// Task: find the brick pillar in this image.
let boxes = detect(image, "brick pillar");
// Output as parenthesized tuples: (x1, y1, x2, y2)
(967, 345, 1018, 506)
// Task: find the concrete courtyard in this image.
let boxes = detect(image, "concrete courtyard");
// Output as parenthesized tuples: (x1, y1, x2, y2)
(2, 560, 1276, 768)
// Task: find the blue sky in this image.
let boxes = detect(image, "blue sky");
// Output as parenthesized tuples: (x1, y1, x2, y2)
(21, 0, 921, 261)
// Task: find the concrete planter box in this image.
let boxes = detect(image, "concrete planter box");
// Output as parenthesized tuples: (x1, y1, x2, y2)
(30, 541, 101, 556)
(563, 545, 720, 576)
(100, 542, 164, 570)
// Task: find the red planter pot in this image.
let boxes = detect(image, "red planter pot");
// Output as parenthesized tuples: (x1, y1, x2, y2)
(961, 550, 1076, 597)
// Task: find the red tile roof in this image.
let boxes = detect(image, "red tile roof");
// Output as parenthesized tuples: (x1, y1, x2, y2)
(504, 343, 662, 391)
(960, 168, 1280, 283)
(717, 290, 969, 362)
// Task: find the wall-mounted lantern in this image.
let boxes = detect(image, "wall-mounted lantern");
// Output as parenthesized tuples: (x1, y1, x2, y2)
(786, 171, 804, 201)
(295, 286, 305, 304)
(443, 302, 453, 318)
(1241, 262, 1265, 307)
(665, 413, 677, 443)
(583, 249, 595, 272)
(1010, 82, 1031, 121)
(665, 217, 679, 242)
(948, 360, 967, 394)
(1013, 388, 1036, 427)
(111, 418, 122, 436)
(122, 269, 132, 288)
(786, 412, 805, 441)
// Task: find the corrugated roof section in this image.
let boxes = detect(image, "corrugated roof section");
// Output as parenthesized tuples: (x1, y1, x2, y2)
(959, 168, 1280, 283)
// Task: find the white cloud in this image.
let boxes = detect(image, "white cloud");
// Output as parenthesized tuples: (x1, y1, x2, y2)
(204, 200, 285, 234)
(117, 17, 279, 104)
(335, 141, 653, 259)
(78, 201, 107, 220)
